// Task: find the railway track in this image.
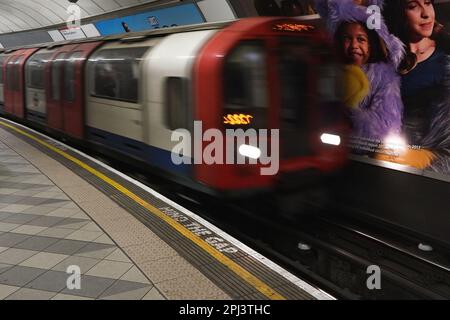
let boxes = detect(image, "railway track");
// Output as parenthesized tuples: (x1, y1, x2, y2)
(164, 187, 450, 300)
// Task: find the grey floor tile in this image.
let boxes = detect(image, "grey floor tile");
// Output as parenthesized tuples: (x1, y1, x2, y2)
(27, 216, 65, 228)
(52, 256, 101, 274)
(5, 288, 56, 300)
(51, 293, 94, 300)
(0, 284, 20, 300)
(0, 265, 47, 287)
(46, 208, 80, 218)
(19, 252, 68, 269)
(74, 243, 116, 259)
(0, 263, 14, 275)
(142, 287, 167, 300)
(60, 275, 115, 299)
(2, 213, 39, 225)
(80, 222, 103, 232)
(99, 280, 152, 300)
(20, 197, 51, 206)
(36, 227, 75, 239)
(0, 195, 25, 205)
(53, 218, 91, 230)
(120, 266, 151, 284)
(70, 212, 91, 220)
(14, 235, 59, 251)
(0, 233, 30, 247)
(0, 248, 38, 265)
(105, 249, 132, 263)
(0, 212, 14, 221)
(1, 204, 33, 213)
(61, 202, 81, 210)
(0, 222, 20, 232)
(65, 230, 103, 242)
(93, 234, 115, 245)
(39, 200, 70, 208)
(45, 239, 89, 255)
(25, 270, 69, 293)
(0, 189, 17, 195)
(10, 225, 47, 236)
(86, 260, 133, 280)
(21, 206, 58, 216)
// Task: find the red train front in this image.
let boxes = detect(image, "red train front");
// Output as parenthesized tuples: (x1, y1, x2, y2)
(194, 18, 349, 193)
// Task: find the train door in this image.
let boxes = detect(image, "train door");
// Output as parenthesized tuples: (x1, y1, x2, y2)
(25, 50, 54, 124)
(4, 54, 21, 116)
(0, 54, 5, 112)
(46, 44, 78, 132)
(47, 42, 102, 139)
(4, 48, 39, 119)
(62, 42, 103, 139)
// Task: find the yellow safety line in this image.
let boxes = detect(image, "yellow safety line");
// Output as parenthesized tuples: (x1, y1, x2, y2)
(0, 120, 286, 300)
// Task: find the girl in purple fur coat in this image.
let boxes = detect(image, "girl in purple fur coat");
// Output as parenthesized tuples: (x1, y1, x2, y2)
(315, 0, 405, 146)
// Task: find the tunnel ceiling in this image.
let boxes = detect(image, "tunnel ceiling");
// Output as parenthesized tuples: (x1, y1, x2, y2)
(0, 0, 161, 33)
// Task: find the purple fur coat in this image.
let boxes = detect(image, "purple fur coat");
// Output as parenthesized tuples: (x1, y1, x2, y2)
(315, 0, 405, 142)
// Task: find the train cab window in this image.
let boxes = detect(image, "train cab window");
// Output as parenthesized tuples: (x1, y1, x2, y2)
(166, 77, 189, 130)
(224, 41, 268, 129)
(64, 51, 83, 102)
(26, 53, 52, 89)
(278, 40, 315, 158)
(88, 47, 148, 103)
(278, 41, 310, 130)
(51, 53, 66, 101)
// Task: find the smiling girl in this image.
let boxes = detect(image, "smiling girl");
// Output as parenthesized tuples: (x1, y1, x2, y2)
(315, 0, 405, 147)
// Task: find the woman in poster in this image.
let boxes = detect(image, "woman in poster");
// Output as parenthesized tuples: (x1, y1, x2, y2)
(381, 0, 450, 172)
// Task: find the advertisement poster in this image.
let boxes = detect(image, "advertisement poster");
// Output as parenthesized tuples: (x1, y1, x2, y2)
(94, 3, 205, 36)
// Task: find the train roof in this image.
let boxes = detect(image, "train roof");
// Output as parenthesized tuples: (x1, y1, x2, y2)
(0, 16, 323, 54)
(0, 20, 234, 54)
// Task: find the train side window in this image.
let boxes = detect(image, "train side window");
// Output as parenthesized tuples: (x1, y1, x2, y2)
(278, 41, 310, 129)
(51, 53, 66, 101)
(26, 53, 52, 89)
(223, 41, 268, 129)
(64, 51, 83, 102)
(88, 47, 148, 103)
(166, 77, 189, 130)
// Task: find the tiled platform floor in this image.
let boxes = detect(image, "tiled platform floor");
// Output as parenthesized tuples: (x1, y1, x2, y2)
(0, 141, 165, 300)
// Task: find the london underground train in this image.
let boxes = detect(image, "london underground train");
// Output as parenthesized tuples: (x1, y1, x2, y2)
(0, 17, 348, 195)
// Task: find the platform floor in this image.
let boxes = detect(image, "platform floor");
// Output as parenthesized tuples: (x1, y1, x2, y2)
(0, 118, 332, 300)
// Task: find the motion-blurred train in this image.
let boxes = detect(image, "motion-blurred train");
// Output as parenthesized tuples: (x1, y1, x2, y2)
(0, 17, 348, 195)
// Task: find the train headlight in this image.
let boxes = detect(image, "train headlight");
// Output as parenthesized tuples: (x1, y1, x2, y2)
(239, 145, 262, 160)
(320, 134, 341, 146)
